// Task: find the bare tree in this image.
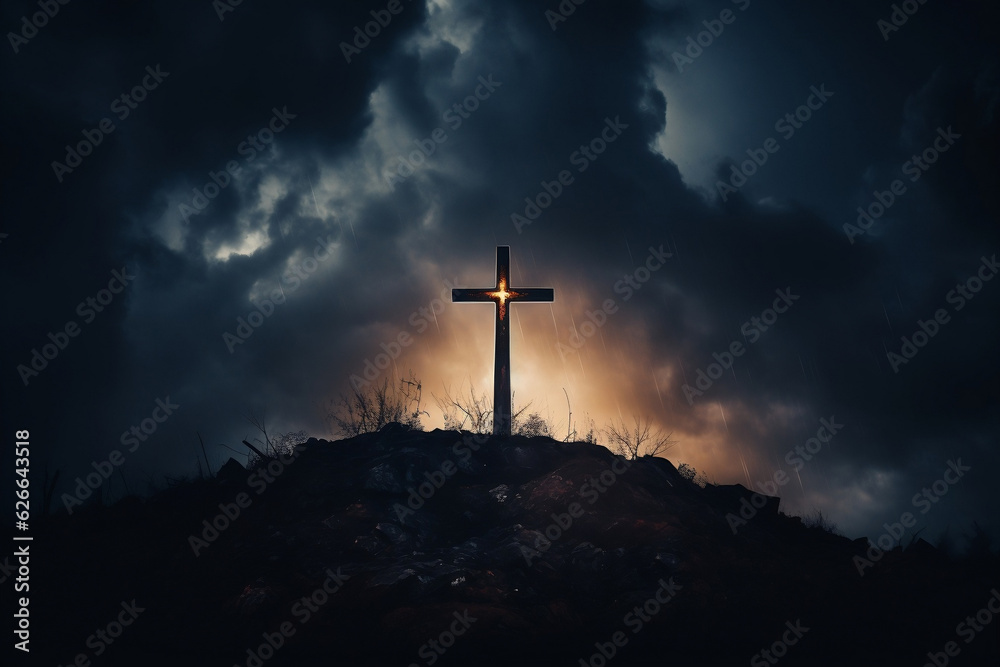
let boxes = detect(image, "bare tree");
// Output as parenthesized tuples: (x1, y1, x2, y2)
(803, 510, 838, 535)
(243, 409, 307, 468)
(513, 411, 551, 437)
(604, 415, 675, 460)
(327, 374, 425, 437)
(435, 383, 492, 433)
(677, 462, 709, 487)
(434, 381, 531, 434)
(245, 410, 278, 455)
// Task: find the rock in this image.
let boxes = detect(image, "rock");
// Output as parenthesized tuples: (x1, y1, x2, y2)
(215, 457, 246, 483)
(364, 462, 405, 493)
(367, 564, 417, 588)
(654, 551, 680, 570)
(505, 444, 542, 469)
(352, 535, 383, 556)
(375, 521, 410, 545)
(234, 579, 276, 616)
(489, 484, 510, 503)
(569, 541, 608, 572)
(413, 561, 468, 596)
(30, 427, 999, 667)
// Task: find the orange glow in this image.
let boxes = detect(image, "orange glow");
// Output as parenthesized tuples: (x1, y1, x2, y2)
(357, 261, 781, 496)
(489, 279, 525, 320)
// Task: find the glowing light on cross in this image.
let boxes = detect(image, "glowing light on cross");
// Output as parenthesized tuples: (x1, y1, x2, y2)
(453, 246, 554, 436)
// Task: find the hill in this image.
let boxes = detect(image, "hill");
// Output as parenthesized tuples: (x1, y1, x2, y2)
(31, 426, 999, 666)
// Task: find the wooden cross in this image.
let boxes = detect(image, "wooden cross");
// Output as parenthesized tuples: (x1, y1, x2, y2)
(453, 246, 554, 436)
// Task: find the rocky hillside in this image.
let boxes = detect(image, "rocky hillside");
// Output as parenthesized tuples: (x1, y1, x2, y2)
(31, 426, 998, 666)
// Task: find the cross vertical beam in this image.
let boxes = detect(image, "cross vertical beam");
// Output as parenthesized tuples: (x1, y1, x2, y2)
(452, 246, 554, 437)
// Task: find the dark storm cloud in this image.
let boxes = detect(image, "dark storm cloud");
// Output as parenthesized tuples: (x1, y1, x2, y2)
(2, 0, 997, 545)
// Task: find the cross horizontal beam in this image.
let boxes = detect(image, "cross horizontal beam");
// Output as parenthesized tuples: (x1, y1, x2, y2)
(452, 288, 554, 303)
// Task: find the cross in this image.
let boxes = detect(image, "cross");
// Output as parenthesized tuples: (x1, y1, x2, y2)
(453, 246, 554, 437)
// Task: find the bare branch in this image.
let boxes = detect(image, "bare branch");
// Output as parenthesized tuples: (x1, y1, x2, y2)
(603, 415, 675, 460)
(241, 439, 268, 460)
(434, 381, 493, 433)
(328, 374, 424, 437)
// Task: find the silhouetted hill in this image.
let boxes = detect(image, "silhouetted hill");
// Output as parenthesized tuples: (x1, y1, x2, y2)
(30, 426, 999, 666)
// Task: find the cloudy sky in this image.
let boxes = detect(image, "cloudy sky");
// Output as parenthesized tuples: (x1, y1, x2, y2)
(3, 0, 998, 547)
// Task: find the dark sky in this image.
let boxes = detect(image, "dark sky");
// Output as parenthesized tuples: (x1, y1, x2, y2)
(3, 0, 998, 548)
